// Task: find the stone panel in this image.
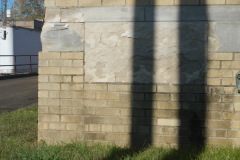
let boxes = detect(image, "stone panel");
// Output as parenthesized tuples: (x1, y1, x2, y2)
(214, 22, 240, 52)
(85, 22, 209, 84)
(41, 23, 84, 52)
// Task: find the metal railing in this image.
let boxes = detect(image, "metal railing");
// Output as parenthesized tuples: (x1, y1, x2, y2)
(0, 55, 38, 74)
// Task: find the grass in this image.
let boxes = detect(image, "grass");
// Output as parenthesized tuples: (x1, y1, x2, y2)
(1, 105, 240, 160)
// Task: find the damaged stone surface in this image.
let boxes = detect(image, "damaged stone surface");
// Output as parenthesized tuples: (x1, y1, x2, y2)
(41, 23, 84, 52)
(85, 22, 212, 84)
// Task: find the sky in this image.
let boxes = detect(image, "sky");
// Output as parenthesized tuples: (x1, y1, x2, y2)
(8, 0, 14, 9)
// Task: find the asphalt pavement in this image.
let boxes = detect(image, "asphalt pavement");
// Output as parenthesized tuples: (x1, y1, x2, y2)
(0, 76, 38, 113)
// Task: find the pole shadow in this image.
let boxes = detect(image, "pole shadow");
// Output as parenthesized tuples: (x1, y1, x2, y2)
(130, 0, 155, 148)
(178, 0, 208, 149)
(164, 0, 208, 159)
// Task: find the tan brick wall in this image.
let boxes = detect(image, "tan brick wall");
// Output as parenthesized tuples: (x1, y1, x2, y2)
(38, 52, 85, 143)
(38, 52, 240, 146)
(40, 0, 240, 147)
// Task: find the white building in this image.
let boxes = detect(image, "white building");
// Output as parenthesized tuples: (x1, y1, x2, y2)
(0, 26, 41, 74)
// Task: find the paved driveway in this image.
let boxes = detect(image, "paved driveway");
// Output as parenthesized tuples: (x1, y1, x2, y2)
(0, 76, 38, 113)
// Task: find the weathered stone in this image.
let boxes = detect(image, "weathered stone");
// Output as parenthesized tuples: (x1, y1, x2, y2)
(41, 23, 84, 52)
(61, 7, 144, 23)
(214, 22, 240, 52)
(85, 22, 208, 84)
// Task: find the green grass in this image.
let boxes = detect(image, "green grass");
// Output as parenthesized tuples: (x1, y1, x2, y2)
(1, 105, 240, 160)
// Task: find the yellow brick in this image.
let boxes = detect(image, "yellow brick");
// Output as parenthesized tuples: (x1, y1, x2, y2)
(151, 0, 174, 5)
(72, 60, 84, 67)
(61, 67, 83, 75)
(61, 83, 83, 90)
(102, 0, 125, 6)
(200, 0, 225, 4)
(101, 125, 113, 132)
(207, 121, 231, 129)
(49, 106, 60, 114)
(208, 53, 233, 60)
(38, 106, 49, 113)
(207, 78, 221, 86)
(157, 85, 179, 93)
(49, 60, 72, 67)
(107, 100, 131, 108)
(234, 53, 240, 60)
(44, 0, 56, 7)
(84, 100, 107, 107)
(38, 122, 48, 130)
(78, 0, 101, 6)
(96, 92, 119, 100)
(49, 75, 72, 83)
(222, 78, 235, 86)
(39, 91, 49, 98)
(38, 75, 48, 82)
(119, 93, 144, 100)
(95, 108, 121, 116)
(38, 98, 60, 106)
(61, 115, 83, 123)
(108, 84, 131, 92)
(61, 99, 83, 107)
(61, 52, 83, 60)
(207, 69, 232, 78)
(175, 0, 199, 5)
(39, 114, 60, 122)
(73, 76, 84, 83)
(222, 87, 236, 94)
(39, 60, 49, 67)
(106, 117, 130, 125)
(73, 92, 95, 99)
(60, 131, 82, 139)
(66, 123, 77, 130)
(126, 0, 150, 5)
(112, 125, 126, 132)
(222, 61, 240, 69)
(39, 52, 60, 60)
(228, 130, 240, 138)
(89, 124, 101, 132)
(208, 61, 220, 69)
(84, 84, 107, 91)
(226, 0, 240, 4)
(39, 83, 60, 91)
(39, 130, 60, 140)
(207, 138, 232, 146)
(56, 0, 78, 6)
(234, 103, 240, 112)
(49, 91, 60, 98)
(106, 133, 129, 141)
(208, 112, 222, 120)
(39, 67, 60, 75)
(49, 123, 65, 130)
(60, 91, 73, 98)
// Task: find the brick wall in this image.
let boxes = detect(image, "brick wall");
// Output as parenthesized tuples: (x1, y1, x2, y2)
(39, 0, 240, 147)
(38, 52, 240, 146)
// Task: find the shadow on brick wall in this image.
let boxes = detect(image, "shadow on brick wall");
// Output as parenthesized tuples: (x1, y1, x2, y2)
(130, 0, 155, 148)
(130, 0, 208, 155)
(163, 0, 208, 159)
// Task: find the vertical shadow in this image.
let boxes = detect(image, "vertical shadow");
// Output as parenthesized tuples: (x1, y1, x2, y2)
(163, 1, 208, 159)
(178, 0, 208, 153)
(130, 0, 155, 148)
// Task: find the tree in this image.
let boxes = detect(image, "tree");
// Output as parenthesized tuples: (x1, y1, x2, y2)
(11, 0, 44, 20)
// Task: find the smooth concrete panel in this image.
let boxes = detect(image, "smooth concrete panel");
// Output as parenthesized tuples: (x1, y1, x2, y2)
(146, 6, 240, 22)
(41, 23, 84, 52)
(215, 22, 240, 52)
(61, 7, 145, 22)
